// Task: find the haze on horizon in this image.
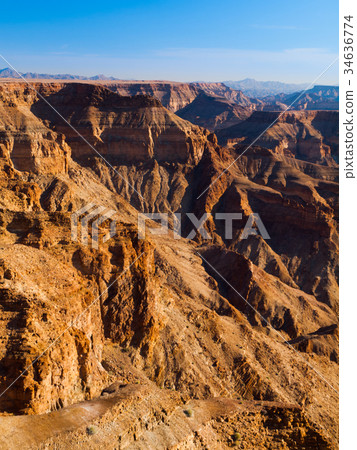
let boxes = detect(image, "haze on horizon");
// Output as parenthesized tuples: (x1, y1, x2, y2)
(0, 0, 338, 85)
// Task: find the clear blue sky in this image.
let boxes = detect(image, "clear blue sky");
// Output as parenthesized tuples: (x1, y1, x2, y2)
(0, 0, 338, 83)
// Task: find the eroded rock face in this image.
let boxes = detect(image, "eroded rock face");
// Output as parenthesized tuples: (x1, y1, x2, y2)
(264, 85, 339, 111)
(216, 110, 339, 166)
(0, 84, 71, 174)
(176, 92, 252, 131)
(0, 244, 106, 414)
(103, 81, 201, 112)
(101, 80, 262, 112)
(0, 82, 213, 169)
(0, 82, 338, 447)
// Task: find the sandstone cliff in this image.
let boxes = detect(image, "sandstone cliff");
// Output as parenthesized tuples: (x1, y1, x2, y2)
(101, 81, 201, 112)
(0, 82, 212, 170)
(100, 80, 262, 112)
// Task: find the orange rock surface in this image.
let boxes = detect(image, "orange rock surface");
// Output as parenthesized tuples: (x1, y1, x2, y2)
(0, 81, 338, 448)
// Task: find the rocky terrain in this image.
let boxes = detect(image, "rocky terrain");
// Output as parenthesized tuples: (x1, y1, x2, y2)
(0, 70, 264, 113)
(0, 81, 338, 448)
(217, 110, 339, 166)
(101, 81, 263, 113)
(0, 68, 338, 112)
(176, 93, 251, 131)
(263, 86, 339, 111)
(105, 82, 338, 114)
(100, 81, 201, 112)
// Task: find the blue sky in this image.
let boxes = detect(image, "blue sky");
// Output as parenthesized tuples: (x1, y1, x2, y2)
(0, 0, 338, 83)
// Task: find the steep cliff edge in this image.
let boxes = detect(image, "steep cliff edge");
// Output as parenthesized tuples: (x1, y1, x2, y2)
(0, 84, 70, 174)
(101, 81, 201, 112)
(100, 80, 261, 112)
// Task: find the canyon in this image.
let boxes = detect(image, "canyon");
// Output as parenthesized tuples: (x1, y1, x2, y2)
(216, 110, 339, 166)
(0, 80, 338, 449)
(263, 86, 339, 111)
(0, 68, 338, 113)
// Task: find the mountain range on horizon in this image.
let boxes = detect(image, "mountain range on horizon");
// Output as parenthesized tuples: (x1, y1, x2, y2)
(0, 67, 118, 82)
(0, 68, 338, 98)
(224, 78, 311, 98)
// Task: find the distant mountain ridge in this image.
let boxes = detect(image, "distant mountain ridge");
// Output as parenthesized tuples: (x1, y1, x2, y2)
(225, 78, 313, 98)
(0, 67, 117, 81)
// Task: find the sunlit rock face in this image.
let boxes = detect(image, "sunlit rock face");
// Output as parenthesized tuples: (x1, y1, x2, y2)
(0, 81, 338, 448)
